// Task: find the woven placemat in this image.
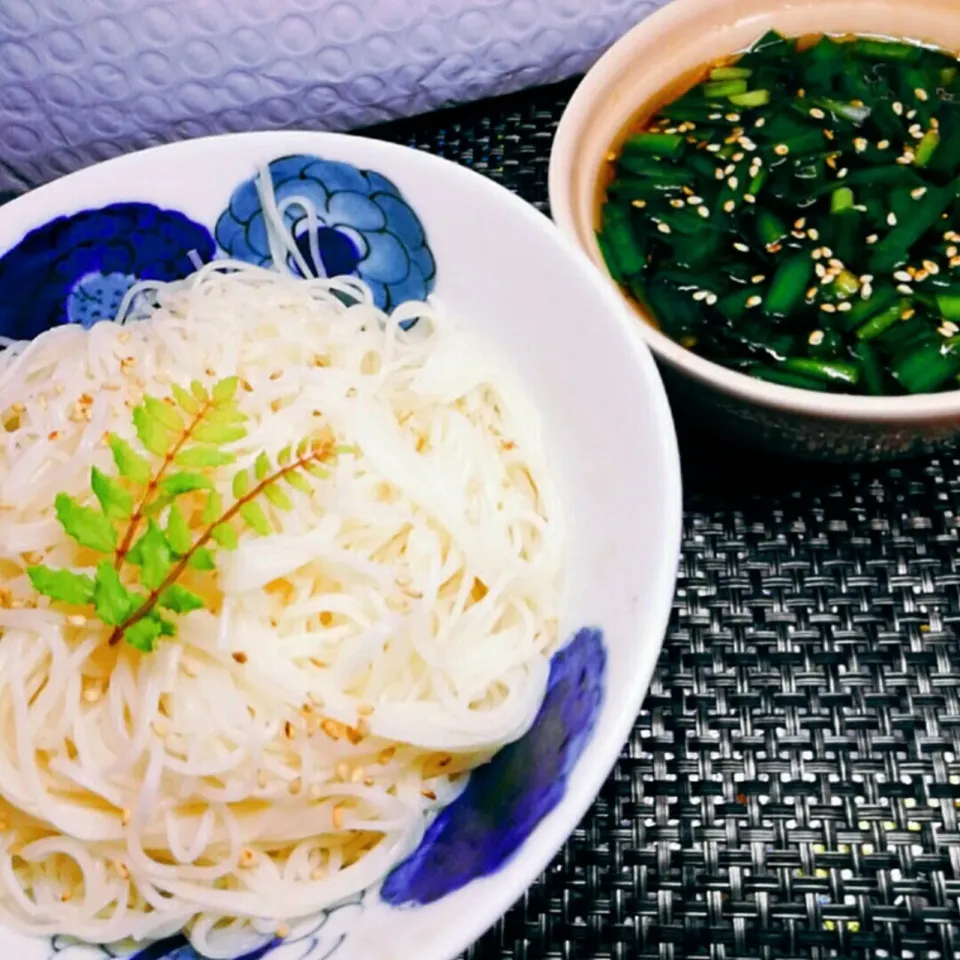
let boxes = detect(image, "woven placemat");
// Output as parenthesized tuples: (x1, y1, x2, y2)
(369, 82, 960, 960)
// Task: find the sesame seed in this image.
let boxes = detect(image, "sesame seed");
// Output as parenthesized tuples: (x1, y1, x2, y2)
(809, 329, 825, 346)
(606, 152, 617, 162)
(916, 88, 929, 101)
(916, 269, 930, 282)
(755, 117, 766, 128)
(806, 286, 818, 299)
(897, 284, 914, 295)
(897, 153, 915, 165)
(810, 107, 826, 119)
(723, 200, 736, 213)
(774, 144, 790, 156)
(887, 213, 898, 226)
(854, 137, 868, 153)
(746, 295, 763, 308)
(894, 270, 913, 282)
(949, 245, 959, 258)
(686, 195, 703, 204)
(727, 176, 739, 190)
(815, 263, 827, 278)
(812, 249, 823, 260)
(861, 284, 874, 300)
(698, 206, 710, 218)
(901, 308, 916, 320)
(837, 302, 853, 312)
(657, 223, 671, 234)
(709, 112, 723, 120)
(877, 140, 890, 150)
(893, 101, 904, 115)
(715, 168, 725, 179)
(820, 303, 837, 313)
(952, 256, 960, 268)
(670, 198, 685, 208)
(867, 234, 879, 245)
(837, 167, 849, 178)
(631, 199, 646, 208)
(911, 187, 928, 199)
(706, 293, 718, 306)
(942, 321, 960, 336)
(734, 242, 749, 252)
(794, 217, 807, 229)
(767, 242, 782, 253)
(692, 291, 708, 301)
(807, 228, 820, 241)
(751, 274, 766, 284)
(744, 193, 756, 204)
(909, 124, 924, 139)
(739, 136, 757, 150)
(725, 113, 740, 122)
(732, 151, 745, 162)
(707, 143, 722, 152)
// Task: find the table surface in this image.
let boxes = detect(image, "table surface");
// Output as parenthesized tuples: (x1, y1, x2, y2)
(366, 80, 960, 960)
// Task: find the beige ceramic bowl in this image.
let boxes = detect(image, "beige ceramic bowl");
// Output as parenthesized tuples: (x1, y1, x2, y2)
(549, 0, 960, 460)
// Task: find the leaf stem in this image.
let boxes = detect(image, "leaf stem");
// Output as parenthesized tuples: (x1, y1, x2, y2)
(109, 441, 334, 645)
(114, 397, 215, 569)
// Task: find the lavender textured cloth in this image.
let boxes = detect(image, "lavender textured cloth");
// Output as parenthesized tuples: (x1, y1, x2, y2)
(0, 0, 664, 193)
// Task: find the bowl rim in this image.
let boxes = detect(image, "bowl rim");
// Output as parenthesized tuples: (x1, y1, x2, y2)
(548, 0, 960, 422)
(0, 130, 685, 960)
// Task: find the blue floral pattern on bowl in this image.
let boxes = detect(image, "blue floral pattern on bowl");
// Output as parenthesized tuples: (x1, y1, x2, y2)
(0, 203, 214, 342)
(213, 155, 435, 312)
(48, 891, 364, 960)
(380, 627, 606, 906)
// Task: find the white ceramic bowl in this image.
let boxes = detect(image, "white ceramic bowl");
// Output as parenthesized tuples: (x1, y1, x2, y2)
(549, 0, 960, 460)
(0, 133, 681, 960)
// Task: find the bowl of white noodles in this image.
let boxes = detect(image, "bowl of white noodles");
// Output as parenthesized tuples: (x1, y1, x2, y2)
(0, 131, 681, 960)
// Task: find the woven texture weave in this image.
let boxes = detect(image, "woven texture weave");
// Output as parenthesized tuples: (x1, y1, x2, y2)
(370, 81, 960, 960)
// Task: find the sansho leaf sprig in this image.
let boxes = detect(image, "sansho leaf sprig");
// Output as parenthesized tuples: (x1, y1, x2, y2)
(26, 376, 342, 652)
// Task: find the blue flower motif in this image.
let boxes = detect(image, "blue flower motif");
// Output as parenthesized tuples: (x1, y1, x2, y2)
(0, 203, 215, 342)
(214, 155, 435, 312)
(380, 627, 606, 907)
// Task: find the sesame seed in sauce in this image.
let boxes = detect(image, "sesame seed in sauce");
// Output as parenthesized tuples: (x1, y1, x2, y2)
(837, 302, 853, 312)
(866, 234, 879, 245)
(892, 101, 904, 115)
(897, 284, 914, 295)
(774, 144, 790, 156)
(808, 330, 825, 346)
(809, 107, 826, 119)
(657, 223, 672, 234)
(746, 295, 763, 308)
(887, 213, 898, 226)
(820, 303, 837, 313)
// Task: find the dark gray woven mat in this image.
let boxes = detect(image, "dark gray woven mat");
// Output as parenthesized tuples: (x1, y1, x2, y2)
(369, 82, 960, 960)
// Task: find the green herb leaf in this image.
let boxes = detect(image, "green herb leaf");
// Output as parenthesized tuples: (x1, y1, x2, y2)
(296, 439, 310, 458)
(284, 470, 313, 494)
(165, 504, 192, 556)
(133, 405, 174, 457)
(212, 376, 239, 403)
(160, 471, 213, 497)
(255, 452, 271, 481)
(232, 470, 251, 499)
(206, 405, 248, 426)
(156, 614, 177, 636)
(123, 615, 163, 652)
(27, 565, 95, 606)
(171, 383, 201, 415)
(211, 523, 239, 550)
(108, 435, 150, 485)
(130, 519, 172, 591)
(90, 466, 133, 519)
(188, 546, 217, 570)
(193, 423, 247, 445)
(278, 445, 292, 466)
(201, 488, 223, 525)
(143, 395, 185, 433)
(175, 446, 236, 468)
(191, 381, 209, 403)
(263, 482, 293, 511)
(55, 493, 118, 553)
(240, 501, 271, 536)
(305, 462, 329, 479)
(93, 561, 134, 626)
(159, 583, 205, 614)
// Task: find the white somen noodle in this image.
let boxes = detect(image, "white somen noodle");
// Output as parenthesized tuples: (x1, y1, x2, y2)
(0, 254, 565, 957)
